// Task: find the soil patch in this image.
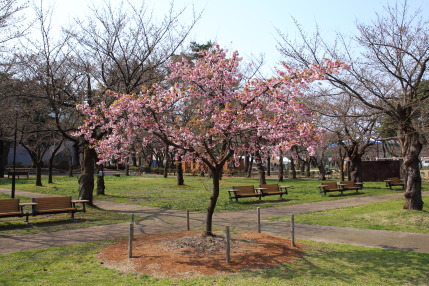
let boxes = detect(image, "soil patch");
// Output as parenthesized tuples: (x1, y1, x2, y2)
(98, 230, 305, 279)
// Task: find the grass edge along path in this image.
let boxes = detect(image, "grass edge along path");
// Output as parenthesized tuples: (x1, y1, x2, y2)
(0, 192, 148, 236)
(2, 176, 423, 212)
(0, 239, 428, 286)
(269, 196, 429, 234)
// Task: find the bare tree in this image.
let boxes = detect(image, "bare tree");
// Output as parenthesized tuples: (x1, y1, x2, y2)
(277, 1, 428, 210)
(312, 94, 381, 182)
(66, 1, 198, 201)
(67, 1, 199, 94)
(0, 0, 28, 177)
(0, 0, 28, 52)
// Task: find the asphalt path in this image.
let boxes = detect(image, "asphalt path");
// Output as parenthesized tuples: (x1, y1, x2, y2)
(0, 188, 428, 255)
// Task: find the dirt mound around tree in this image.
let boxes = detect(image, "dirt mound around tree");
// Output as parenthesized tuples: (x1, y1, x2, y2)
(98, 230, 305, 279)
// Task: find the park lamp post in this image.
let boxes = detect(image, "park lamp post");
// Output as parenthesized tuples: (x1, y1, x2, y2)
(11, 110, 18, 198)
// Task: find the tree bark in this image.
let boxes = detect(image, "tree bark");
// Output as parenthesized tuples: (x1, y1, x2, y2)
(400, 128, 424, 210)
(278, 154, 284, 182)
(305, 161, 311, 178)
(48, 142, 63, 184)
(125, 164, 130, 176)
(246, 156, 253, 178)
(176, 157, 184, 185)
(163, 144, 169, 178)
(318, 165, 326, 180)
(255, 151, 266, 185)
(0, 140, 4, 178)
(339, 149, 345, 181)
(267, 156, 271, 176)
(35, 161, 43, 186)
(204, 167, 221, 236)
(244, 154, 250, 174)
(68, 155, 74, 177)
(96, 168, 105, 195)
(290, 157, 297, 179)
(0, 140, 10, 178)
(21, 144, 45, 187)
(348, 155, 363, 183)
(78, 144, 96, 204)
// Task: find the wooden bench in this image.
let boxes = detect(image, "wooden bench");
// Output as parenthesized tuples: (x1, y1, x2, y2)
(0, 199, 29, 222)
(7, 171, 30, 179)
(318, 182, 344, 195)
(31, 196, 88, 220)
(228, 186, 261, 202)
(259, 184, 290, 199)
(338, 181, 362, 193)
(384, 177, 405, 190)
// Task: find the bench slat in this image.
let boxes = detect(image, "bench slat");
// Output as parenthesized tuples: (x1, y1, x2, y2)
(0, 199, 20, 213)
(229, 186, 261, 202)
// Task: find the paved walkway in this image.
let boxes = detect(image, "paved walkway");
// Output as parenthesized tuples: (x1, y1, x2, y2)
(1, 188, 428, 255)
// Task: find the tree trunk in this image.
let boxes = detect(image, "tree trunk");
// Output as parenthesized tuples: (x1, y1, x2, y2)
(306, 161, 311, 178)
(163, 144, 169, 178)
(278, 154, 284, 182)
(339, 149, 345, 181)
(318, 164, 326, 180)
(48, 142, 63, 184)
(21, 144, 44, 187)
(78, 144, 96, 204)
(125, 164, 130, 176)
(290, 157, 297, 179)
(96, 167, 105, 195)
(176, 157, 184, 185)
(246, 156, 253, 178)
(267, 156, 271, 176)
(244, 154, 250, 173)
(300, 160, 305, 174)
(348, 154, 363, 182)
(68, 155, 74, 177)
(0, 141, 11, 178)
(48, 158, 53, 183)
(255, 151, 266, 185)
(35, 162, 43, 186)
(204, 167, 222, 236)
(0, 140, 3, 178)
(400, 129, 423, 210)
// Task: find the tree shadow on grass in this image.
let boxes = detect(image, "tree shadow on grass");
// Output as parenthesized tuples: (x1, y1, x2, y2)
(325, 191, 365, 198)
(0, 218, 85, 236)
(254, 244, 429, 284)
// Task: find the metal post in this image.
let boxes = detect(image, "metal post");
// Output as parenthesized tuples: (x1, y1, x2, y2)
(128, 214, 135, 258)
(186, 209, 190, 231)
(257, 207, 261, 233)
(291, 214, 295, 247)
(225, 226, 231, 263)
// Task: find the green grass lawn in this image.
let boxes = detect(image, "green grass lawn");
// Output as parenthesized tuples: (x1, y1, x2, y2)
(1, 175, 420, 212)
(0, 192, 146, 236)
(270, 196, 429, 233)
(1, 176, 428, 284)
(0, 239, 427, 286)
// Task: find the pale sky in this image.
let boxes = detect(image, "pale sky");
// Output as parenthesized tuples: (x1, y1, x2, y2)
(47, 0, 429, 76)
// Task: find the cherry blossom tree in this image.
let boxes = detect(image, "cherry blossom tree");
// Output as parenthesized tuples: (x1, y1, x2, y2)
(77, 45, 346, 236)
(277, 2, 428, 210)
